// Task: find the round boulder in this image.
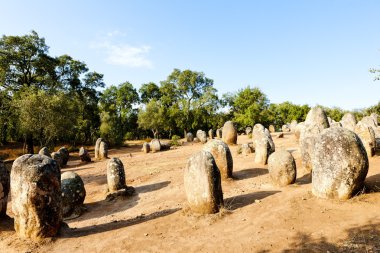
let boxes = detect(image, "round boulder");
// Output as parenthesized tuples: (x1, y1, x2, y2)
(61, 171, 86, 218)
(79, 147, 91, 162)
(312, 128, 368, 200)
(0, 160, 10, 216)
(11, 154, 62, 239)
(58, 147, 69, 166)
(203, 139, 233, 179)
(183, 151, 224, 214)
(150, 139, 161, 152)
(142, 142, 150, 153)
(268, 151, 296, 186)
(107, 158, 126, 193)
(186, 132, 194, 142)
(196, 130, 207, 144)
(51, 151, 63, 168)
(222, 121, 237, 145)
(38, 147, 51, 157)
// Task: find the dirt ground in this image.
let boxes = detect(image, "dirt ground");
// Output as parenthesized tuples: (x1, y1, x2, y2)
(1, 133, 380, 253)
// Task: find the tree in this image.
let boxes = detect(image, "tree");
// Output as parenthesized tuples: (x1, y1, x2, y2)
(139, 82, 161, 103)
(137, 99, 167, 138)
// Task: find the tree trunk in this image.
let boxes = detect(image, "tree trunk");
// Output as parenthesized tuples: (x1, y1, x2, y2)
(26, 133, 34, 154)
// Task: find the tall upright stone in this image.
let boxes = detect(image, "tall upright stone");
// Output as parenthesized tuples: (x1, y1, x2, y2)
(150, 139, 161, 152)
(254, 132, 271, 165)
(58, 147, 69, 166)
(222, 121, 237, 145)
(11, 154, 62, 239)
(340, 113, 357, 132)
(94, 138, 103, 160)
(312, 128, 368, 200)
(355, 121, 376, 157)
(216, 128, 222, 139)
(51, 151, 63, 168)
(184, 151, 224, 214)
(79, 147, 91, 162)
(203, 139, 233, 179)
(61, 171, 86, 218)
(107, 158, 127, 193)
(196, 130, 207, 144)
(208, 129, 214, 139)
(0, 160, 10, 217)
(142, 142, 151, 153)
(268, 125, 275, 133)
(186, 132, 194, 142)
(268, 151, 296, 186)
(99, 141, 108, 159)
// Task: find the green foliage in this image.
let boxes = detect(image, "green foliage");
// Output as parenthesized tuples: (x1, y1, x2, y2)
(267, 102, 310, 129)
(170, 134, 182, 146)
(137, 99, 166, 138)
(323, 106, 346, 122)
(139, 82, 161, 103)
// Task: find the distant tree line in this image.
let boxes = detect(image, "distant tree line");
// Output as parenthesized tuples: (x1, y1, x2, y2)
(0, 31, 376, 151)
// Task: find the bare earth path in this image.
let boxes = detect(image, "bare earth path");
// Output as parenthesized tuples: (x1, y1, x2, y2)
(1, 133, 380, 252)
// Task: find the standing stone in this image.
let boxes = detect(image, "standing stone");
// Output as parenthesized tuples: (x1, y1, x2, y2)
(208, 129, 214, 139)
(94, 138, 103, 160)
(245, 127, 252, 135)
(290, 120, 298, 132)
(203, 139, 233, 179)
(269, 125, 275, 133)
(184, 151, 224, 214)
(79, 147, 91, 162)
(107, 158, 126, 193)
(340, 113, 357, 132)
(61, 171, 86, 218)
(300, 107, 330, 171)
(99, 141, 108, 159)
(58, 147, 69, 166)
(38, 147, 51, 157)
(222, 121, 237, 145)
(196, 130, 207, 144)
(51, 151, 63, 168)
(193, 137, 200, 143)
(282, 124, 290, 132)
(11, 154, 62, 239)
(216, 128, 222, 139)
(268, 151, 296, 186)
(0, 160, 10, 216)
(241, 143, 252, 156)
(150, 139, 161, 152)
(330, 121, 342, 128)
(264, 128, 275, 153)
(312, 128, 368, 200)
(142, 142, 151, 153)
(252, 124, 275, 153)
(186, 132, 194, 142)
(355, 122, 376, 157)
(294, 122, 305, 140)
(254, 132, 271, 165)
(371, 113, 379, 126)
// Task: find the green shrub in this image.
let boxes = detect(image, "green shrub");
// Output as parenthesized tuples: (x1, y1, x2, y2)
(170, 135, 182, 146)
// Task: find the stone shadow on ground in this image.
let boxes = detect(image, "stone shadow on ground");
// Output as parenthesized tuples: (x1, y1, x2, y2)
(61, 208, 181, 238)
(233, 168, 268, 181)
(0, 215, 14, 232)
(365, 173, 380, 192)
(224, 191, 280, 210)
(280, 222, 380, 252)
(134, 181, 171, 194)
(296, 173, 311, 185)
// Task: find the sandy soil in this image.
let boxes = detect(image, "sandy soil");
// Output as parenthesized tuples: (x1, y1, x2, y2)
(1, 133, 380, 253)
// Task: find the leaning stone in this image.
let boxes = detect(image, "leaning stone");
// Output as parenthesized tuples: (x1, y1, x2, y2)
(0, 160, 10, 217)
(312, 128, 368, 200)
(196, 130, 207, 144)
(58, 147, 69, 166)
(61, 171, 86, 218)
(107, 158, 127, 193)
(268, 151, 296, 186)
(222, 121, 237, 145)
(184, 151, 224, 214)
(186, 132, 194, 142)
(38, 147, 51, 157)
(150, 139, 161, 152)
(203, 139, 233, 179)
(142, 142, 151, 153)
(11, 154, 62, 239)
(79, 147, 91, 162)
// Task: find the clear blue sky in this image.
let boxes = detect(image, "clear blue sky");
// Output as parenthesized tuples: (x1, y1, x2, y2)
(1, 0, 380, 110)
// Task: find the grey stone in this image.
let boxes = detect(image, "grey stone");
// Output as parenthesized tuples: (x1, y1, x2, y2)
(208, 129, 214, 139)
(61, 171, 86, 218)
(99, 141, 108, 159)
(107, 158, 127, 193)
(142, 142, 151, 153)
(196, 130, 207, 144)
(150, 139, 161, 152)
(94, 138, 103, 160)
(203, 139, 233, 179)
(79, 147, 91, 162)
(186, 132, 194, 142)
(0, 160, 10, 217)
(355, 121, 376, 157)
(58, 147, 69, 166)
(38, 147, 51, 157)
(222, 121, 237, 145)
(340, 113, 357, 132)
(268, 150, 296, 186)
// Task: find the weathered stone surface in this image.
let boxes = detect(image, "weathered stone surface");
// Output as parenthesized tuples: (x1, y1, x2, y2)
(38, 147, 51, 157)
(268, 125, 275, 133)
(11, 154, 62, 239)
(107, 158, 126, 193)
(282, 124, 290, 132)
(216, 128, 222, 139)
(294, 122, 305, 141)
(300, 107, 330, 171)
(79, 147, 91, 162)
(355, 122, 376, 157)
(184, 151, 224, 214)
(208, 129, 214, 139)
(290, 120, 298, 132)
(245, 127, 252, 135)
(252, 124, 275, 153)
(222, 121, 237, 145)
(94, 138, 103, 160)
(58, 147, 69, 166)
(340, 113, 357, 132)
(186, 132, 194, 142)
(330, 121, 342, 128)
(241, 143, 252, 156)
(61, 171, 86, 218)
(150, 139, 161, 152)
(99, 141, 108, 159)
(51, 151, 63, 168)
(142, 142, 151, 153)
(196, 130, 207, 144)
(0, 160, 10, 216)
(254, 132, 271, 165)
(268, 150, 296, 186)
(312, 128, 368, 200)
(203, 139, 233, 179)
(371, 113, 379, 126)
(193, 137, 200, 143)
